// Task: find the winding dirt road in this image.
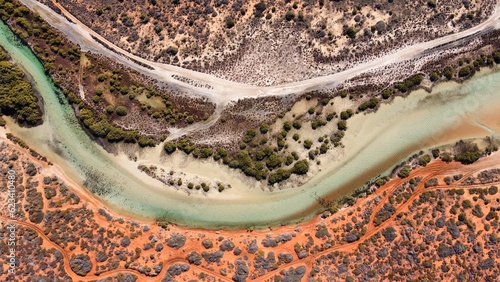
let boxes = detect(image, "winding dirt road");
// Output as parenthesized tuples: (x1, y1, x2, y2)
(257, 153, 500, 281)
(18, 0, 500, 106)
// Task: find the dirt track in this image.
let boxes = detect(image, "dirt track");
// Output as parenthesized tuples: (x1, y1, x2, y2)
(3, 128, 499, 280)
(18, 0, 500, 106)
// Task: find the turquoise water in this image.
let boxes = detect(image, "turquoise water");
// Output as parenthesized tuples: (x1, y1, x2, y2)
(2, 19, 500, 229)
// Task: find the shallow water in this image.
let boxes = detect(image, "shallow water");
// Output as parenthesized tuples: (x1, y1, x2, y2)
(1, 20, 500, 229)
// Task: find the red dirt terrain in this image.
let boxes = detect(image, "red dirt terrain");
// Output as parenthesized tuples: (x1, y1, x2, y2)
(1, 131, 500, 281)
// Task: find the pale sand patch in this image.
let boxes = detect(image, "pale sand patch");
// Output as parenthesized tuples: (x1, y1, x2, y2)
(135, 91, 165, 110)
(114, 145, 264, 200)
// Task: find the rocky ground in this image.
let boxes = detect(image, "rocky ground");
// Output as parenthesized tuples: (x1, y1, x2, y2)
(41, 0, 496, 86)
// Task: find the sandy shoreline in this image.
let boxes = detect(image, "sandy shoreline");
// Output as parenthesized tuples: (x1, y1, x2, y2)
(4, 67, 500, 229)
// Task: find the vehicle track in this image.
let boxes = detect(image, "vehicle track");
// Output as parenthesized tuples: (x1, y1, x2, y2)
(256, 156, 500, 281)
(17, 0, 500, 106)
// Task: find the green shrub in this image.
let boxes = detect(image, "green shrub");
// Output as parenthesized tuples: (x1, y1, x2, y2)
(292, 160, 309, 175)
(398, 167, 410, 178)
(226, 19, 235, 28)
(138, 136, 156, 147)
(116, 106, 128, 116)
(97, 73, 107, 82)
(454, 140, 481, 164)
(311, 119, 327, 130)
(337, 120, 347, 131)
(243, 129, 257, 143)
(345, 26, 356, 39)
(268, 169, 291, 185)
(429, 72, 440, 82)
(89, 119, 111, 137)
(266, 154, 283, 170)
(458, 65, 473, 77)
(285, 10, 295, 21)
(106, 127, 125, 142)
(419, 154, 431, 166)
(494, 51, 500, 64)
(260, 123, 269, 134)
(199, 148, 213, 158)
(164, 141, 177, 154)
(382, 89, 392, 99)
(443, 66, 454, 80)
(283, 121, 292, 131)
(326, 112, 336, 121)
(292, 120, 302, 129)
(340, 110, 353, 120)
(165, 46, 178, 56)
(440, 153, 453, 163)
(358, 98, 379, 111)
(303, 139, 313, 149)
(432, 149, 440, 158)
(0, 56, 42, 125)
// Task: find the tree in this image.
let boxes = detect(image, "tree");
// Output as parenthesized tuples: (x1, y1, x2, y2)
(116, 106, 128, 116)
(164, 141, 177, 154)
(260, 123, 269, 134)
(138, 136, 156, 147)
(283, 121, 292, 131)
(106, 127, 125, 142)
(226, 18, 235, 29)
(419, 154, 431, 166)
(303, 139, 313, 149)
(285, 10, 295, 21)
(292, 160, 309, 175)
(97, 73, 107, 82)
(454, 140, 481, 164)
(458, 65, 473, 77)
(345, 26, 356, 39)
(243, 129, 257, 143)
(432, 149, 440, 158)
(199, 148, 213, 158)
(254, 1, 266, 17)
(340, 110, 353, 120)
(106, 106, 114, 114)
(358, 98, 379, 111)
(89, 119, 111, 137)
(443, 66, 454, 80)
(268, 169, 291, 185)
(398, 167, 410, 178)
(429, 72, 440, 82)
(337, 120, 347, 131)
(0, 57, 41, 125)
(292, 120, 302, 129)
(455, 151, 481, 164)
(266, 154, 283, 170)
(165, 46, 178, 56)
(494, 51, 500, 64)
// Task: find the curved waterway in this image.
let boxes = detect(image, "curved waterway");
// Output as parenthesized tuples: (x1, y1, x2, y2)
(2, 20, 500, 229)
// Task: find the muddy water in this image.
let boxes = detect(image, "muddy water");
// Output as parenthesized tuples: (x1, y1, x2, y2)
(2, 20, 500, 228)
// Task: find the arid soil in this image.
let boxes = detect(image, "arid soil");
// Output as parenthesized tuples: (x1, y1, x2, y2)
(1, 130, 499, 281)
(41, 0, 496, 86)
